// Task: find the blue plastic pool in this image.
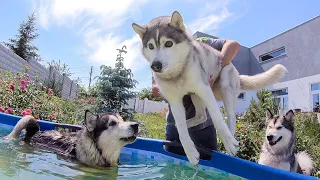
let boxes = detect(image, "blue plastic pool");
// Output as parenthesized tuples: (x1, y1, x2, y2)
(0, 112, 317, 180)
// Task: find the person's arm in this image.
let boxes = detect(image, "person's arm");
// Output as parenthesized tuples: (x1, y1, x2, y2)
(207, 39, 240, 86)
(220, 40, 240, 67)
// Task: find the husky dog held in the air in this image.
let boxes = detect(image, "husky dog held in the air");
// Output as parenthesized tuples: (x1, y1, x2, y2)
(259, 109, 313, 175)
(4, 110, 139, 167)
(132, 11, 287, 165)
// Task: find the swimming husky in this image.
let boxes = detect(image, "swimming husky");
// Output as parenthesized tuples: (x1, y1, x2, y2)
(132, 11, 287, 165)
(4, 110, 139, 167)
(258, 109, 313, 175)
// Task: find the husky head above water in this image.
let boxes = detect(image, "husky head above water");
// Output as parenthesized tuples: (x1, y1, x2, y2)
(132, 11, 193, 79)
(84, 110, 139, 147)
(265, 109, 295, 149)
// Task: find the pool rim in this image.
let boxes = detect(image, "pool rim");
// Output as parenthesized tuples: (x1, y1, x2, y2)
(0, 112, 317, 180)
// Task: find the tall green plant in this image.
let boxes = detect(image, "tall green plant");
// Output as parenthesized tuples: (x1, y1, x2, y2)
(245, 89, 279, 129)
(3, 12, 41, 61)
(95, 45, 138, 112)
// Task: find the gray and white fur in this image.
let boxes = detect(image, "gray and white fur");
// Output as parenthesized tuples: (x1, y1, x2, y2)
(4, 111, 139, 167)
(132, 11, 287, 166)
(258, 109, 313, 176)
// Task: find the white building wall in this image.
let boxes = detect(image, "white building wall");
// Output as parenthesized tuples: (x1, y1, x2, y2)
(271, 73, 320, 112)
(225, 74, 320, 114)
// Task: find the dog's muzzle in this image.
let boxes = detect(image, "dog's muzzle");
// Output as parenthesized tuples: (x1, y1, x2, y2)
(131, 123, 139, 134)
(267, 135, 282, 146)
(120, 123, 139, 143)
(151, 61, 162, 73)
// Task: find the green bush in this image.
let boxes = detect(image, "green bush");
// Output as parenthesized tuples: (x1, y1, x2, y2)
(295, 113, 320, 177)
(244, 89, 279, 129)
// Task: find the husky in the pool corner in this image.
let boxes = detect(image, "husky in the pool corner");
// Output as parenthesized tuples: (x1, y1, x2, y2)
(259, 109, 313, 176)
(132, 11, 287, 166)
(4, 110, 139, 167)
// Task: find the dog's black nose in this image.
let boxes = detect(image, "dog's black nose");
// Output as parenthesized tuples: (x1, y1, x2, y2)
(131, 123, 139, 132)
(267, 135, 273, 141)
(151, 61, 162, 72)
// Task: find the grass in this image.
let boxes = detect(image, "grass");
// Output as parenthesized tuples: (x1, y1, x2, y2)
(134, 112, 166, 140)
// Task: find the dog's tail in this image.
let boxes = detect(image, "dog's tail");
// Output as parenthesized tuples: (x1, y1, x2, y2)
(296, 151, 313, 176)
(5, 115, 40, 140)
(240, 64, 287, 91)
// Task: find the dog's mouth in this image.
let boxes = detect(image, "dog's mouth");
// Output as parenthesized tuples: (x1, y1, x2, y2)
(120, 135, 137, 143)
(269, 136, 282, 146)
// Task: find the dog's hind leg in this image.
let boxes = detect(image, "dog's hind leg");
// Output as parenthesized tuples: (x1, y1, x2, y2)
(186, 94, 207, 128)
(196, 85, 239, 156)
(219, 64, 240, 136)
(170, 99, 200, 166)
(221, 89, 237, 136)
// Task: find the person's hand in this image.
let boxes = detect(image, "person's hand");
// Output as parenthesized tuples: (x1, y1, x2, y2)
(209, 74, 215, 87)
(152, 86, 162, 97)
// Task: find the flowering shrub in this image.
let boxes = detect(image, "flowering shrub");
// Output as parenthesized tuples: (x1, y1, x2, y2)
(0, 69, 60, 121)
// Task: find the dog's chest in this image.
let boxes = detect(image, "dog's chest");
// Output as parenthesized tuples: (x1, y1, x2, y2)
(259, 152, 291, 171)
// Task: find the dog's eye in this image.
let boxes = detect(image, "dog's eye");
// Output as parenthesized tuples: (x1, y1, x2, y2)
(165, 41, 173, 48)
(148, 43, 154, 50)
(109, 121, 117, 126)
(277, 126, 282, 130)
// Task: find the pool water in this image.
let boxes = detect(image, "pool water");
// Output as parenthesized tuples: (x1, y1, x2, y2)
(0, 123, 244, 180)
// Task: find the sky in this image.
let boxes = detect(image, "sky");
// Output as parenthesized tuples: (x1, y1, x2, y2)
(0, 0, 319, 91)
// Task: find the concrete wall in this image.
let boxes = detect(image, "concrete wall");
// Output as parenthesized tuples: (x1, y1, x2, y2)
(0, 44, 79, 100)
(247, 15, 320, 112)
(249, 15, 320, 82)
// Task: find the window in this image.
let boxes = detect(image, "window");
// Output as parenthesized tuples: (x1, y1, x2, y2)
(260, 47, 286, 62)
(271, 88, 288, 110)
(238, 92, 245, 100)
(311, 82, 320, 111)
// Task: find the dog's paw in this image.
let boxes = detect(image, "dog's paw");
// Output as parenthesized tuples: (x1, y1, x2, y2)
(185, 146, 200, 166)
(220, 132, 239, 156)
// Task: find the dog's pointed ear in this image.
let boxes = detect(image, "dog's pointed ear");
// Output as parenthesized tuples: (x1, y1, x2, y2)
(170, 11, 186, 31)
(114, 112, 124, 121)
(266, 109, 273, 120)
(85, 110, 98, 132)
(132, 23, 146, 39)
(284, 109, 294, 122)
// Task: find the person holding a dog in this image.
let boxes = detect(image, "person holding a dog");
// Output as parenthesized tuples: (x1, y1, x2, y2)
(151, 37, 240, 160)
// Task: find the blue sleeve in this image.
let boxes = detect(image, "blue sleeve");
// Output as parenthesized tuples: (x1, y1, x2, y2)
(208, 38, 226, 51)
(196, 37, 226, 51)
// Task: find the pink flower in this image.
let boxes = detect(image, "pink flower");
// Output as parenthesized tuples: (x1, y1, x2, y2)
(10, 84, 15, 91)
(21, 109, 31, 116)
(25, 109, 31, 114)
(26, 81, 31, 85)
(48, 88, 53, 95)
(33, 101, 37, 105)
(21, 80, 26, 85)
(5, 108, 13, 114)
(0, 107, 5, 112)
(50, 114, 56, 120)
(27, 74, 30, 78)
(19, 76, 22, 79)
(20, 85, 25, 91)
